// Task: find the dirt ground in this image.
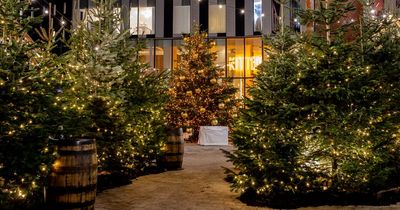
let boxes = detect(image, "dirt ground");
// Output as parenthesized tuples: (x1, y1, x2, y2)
(95, 144, 400, 210)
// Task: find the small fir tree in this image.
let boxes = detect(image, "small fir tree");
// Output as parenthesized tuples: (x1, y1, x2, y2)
(0, 0, 68, 208)
(121, 61, 169, 171)
(64, 0, 168, 175)
(225, 0, 400, 207)
(166, 27, 237, 140)
(64, 0, 132, 175)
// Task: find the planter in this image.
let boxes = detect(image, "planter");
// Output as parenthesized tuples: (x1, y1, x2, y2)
(47, 139, 97, 210)
(163, 127, 184, 170)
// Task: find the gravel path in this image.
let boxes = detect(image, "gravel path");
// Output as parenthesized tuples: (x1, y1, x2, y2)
(95, 144, 400, 210)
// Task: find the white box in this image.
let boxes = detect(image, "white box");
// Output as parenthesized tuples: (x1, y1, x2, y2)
(198, 126, 229, 146)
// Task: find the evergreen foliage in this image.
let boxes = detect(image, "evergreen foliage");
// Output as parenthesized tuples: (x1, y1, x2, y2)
(225, 0, 400, 207)
(64, 0, 168, 175)
(166, 27, 238, 140)
(0, 0, 67, 208)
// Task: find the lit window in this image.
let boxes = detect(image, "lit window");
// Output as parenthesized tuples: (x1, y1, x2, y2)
(232, 79, 244, 99)
(254, 0, 262, 32)
(130, 0, 156, 35)
(209, 0, 226, 34)
(139, 40, 155, 67)
(172, 40, 183, 70)
(227, 38, 244, 77)
(210, 39, 226, 76)
(245, 38, 262, 77)
(245, 78, 254, 98)
(155, 40, 172, 70)
(173, 0, 191, 34)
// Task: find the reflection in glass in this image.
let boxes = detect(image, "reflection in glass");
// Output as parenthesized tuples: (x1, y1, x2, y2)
(130, 7, 155, 35)
(232, 79, 244, 99)
(210, 39, 226, 76)
(245, 38, 262, 77)
(139, 40, 155, 67)
(172, 40, 183, 70)
(254, 0, 262, 32)
(227, 38, 244, 77)
(155, 40, 172, 70)
(245, 78, 254, 98)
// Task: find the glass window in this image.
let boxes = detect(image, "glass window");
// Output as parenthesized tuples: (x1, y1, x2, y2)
(254, 0, 263, 32)
(245, 38, 262, 77)
(272, 1, 280, 33)
(245, 78, 254, 98)
(173, 6, 191, 34)
(232, 79, 244, 99)
(155, 40, 172, 70)
(227, 38, 244, 77)
(291, 0, 300, 32)
(172, 40, 183, 70)
(139, 40, 155, 67)
(130, 0, 156, 35)
(113, 7, 122, 33)
(209, 2, 226, 33)
(210, 39, 226, 76)
(182, 0, 190, 5)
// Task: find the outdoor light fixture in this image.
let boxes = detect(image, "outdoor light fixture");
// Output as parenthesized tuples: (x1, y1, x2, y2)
(240, 9, 244, 14)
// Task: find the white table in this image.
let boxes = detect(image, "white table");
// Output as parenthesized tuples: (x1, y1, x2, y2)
(198, 126, 229, 146)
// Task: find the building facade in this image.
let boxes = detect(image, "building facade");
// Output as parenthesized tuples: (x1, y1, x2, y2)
(41, 0, 400, 98)
(71, 0, 307, 98)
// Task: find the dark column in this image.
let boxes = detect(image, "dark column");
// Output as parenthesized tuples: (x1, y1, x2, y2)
(199, 0, 208, 32)
(164, 0, 173, 37)
(235, 0, 244, 36)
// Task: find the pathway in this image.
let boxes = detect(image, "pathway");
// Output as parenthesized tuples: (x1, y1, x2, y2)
(95, 144, 400, 210)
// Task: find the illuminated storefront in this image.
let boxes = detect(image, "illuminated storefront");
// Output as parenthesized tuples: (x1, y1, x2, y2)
(139, 37, 264, 98)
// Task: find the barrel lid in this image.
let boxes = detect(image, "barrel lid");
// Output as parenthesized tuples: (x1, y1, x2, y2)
(56, 139, 95, 146)
(166, 127, 183, 135)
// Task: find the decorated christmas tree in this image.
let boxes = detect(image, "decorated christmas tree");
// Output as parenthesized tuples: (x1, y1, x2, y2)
(166, 27, 237, 141)
(225, 0, 400, 207)
(0, 0, 68, 208)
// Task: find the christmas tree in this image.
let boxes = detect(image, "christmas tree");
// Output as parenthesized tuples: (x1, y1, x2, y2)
(225, 0, 400, 207)
(63, 0, 131, 175)
(166, 27, 237, 141)
(121, 60, 169, 171)
(0, 0, 68, 208)
(64, 0, 168, 176)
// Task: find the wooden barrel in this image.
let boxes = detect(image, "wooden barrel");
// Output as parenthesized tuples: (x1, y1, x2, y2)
(163, 128, 184, 170)
(47, 139, 97, 210)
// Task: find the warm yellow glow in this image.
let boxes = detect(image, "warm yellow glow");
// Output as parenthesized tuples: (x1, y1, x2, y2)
(227, 56, 262, 76)
(52, 160, 62, 171)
